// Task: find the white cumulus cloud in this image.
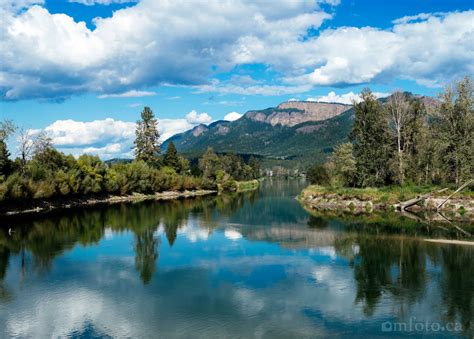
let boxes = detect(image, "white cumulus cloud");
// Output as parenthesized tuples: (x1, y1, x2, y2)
(34, 113, 210, 159)
(44, 118, 135, 147)
(83, 143, 122, 156)
(306, 91, 389, 105)
(0, 0, 333, 100)
(185, 110, 212, 125)
(0, 1, 472, 101)
(224, 112, 243, 121)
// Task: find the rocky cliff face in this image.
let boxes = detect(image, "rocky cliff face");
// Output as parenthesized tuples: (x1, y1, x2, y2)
(245, 101, 351, 127)
(191, 124, 209, 137)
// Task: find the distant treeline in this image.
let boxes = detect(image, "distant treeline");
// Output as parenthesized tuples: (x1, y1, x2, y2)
(0, 107, 260, 203)
(308, 76, 473, 188)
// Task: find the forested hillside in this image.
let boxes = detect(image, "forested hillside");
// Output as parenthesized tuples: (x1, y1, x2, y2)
(165, 102, 354, 168)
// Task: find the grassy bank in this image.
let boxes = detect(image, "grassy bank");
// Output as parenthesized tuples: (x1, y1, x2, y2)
(236, 179, 260, 192)
(298, 185, 474, 218)
(300, 185, 473, 205)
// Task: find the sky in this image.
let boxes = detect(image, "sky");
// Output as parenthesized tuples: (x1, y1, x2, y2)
(0, 0, 473, 159)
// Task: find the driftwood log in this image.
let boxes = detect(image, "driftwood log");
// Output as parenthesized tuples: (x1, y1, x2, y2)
(395, 188, 448, 211)
(436, 179, 473, 211)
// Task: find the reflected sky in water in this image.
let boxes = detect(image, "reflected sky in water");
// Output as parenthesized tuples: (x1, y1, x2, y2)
(0, 179, 472, 338)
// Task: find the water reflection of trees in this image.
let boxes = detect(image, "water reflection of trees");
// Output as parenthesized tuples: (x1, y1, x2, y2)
(334, 235, 473, 336)
(0, 191, 258, 286)
(0, 188, 472, 336)
(440, 244, 473, 336)
(134, 227, 160, 284)
(0, 245, 11, 301)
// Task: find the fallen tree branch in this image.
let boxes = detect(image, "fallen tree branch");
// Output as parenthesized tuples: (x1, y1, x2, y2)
(424, 239, 474, 246)
(395, 188, 448, 211)
(436, 179, 473, 211)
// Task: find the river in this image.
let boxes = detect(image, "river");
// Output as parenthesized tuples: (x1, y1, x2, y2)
(0, 179, 472, 338)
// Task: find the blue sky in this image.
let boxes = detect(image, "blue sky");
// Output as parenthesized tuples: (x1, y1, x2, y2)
(0, 0, 473, 159)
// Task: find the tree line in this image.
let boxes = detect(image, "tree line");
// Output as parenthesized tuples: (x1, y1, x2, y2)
(308, 76, 473, 188)
(0, 107, 260, 203)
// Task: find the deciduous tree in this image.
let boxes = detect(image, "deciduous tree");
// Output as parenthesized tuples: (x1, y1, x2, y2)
(386, 92, 410, 185)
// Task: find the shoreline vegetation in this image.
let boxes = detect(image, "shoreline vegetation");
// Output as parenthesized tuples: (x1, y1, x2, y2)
(299, 194, 474, 243)
(0, 107, 261, 216)
(299, 185, 473, 218)
(1, 179, 262, 217)
(300, 77, 473, 225)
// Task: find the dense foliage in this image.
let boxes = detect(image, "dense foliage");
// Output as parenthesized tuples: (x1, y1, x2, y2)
(198, 147, 260, 191)
(0, 109, 260, 204)
(318, 76, 473, 188)
(306, 165, 330, 185)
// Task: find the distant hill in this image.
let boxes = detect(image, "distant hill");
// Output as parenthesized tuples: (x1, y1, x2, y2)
(164, 96, 438, 168)
(164, 101, 354, 168)
(105, 158, 133, 165)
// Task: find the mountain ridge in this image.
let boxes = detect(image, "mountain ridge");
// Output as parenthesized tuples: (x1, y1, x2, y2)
(164, 96, 438, 168)
(164, 100, 355, 167)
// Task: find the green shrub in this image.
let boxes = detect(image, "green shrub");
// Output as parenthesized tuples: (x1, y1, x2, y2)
(33, 180, 55, 199)
(0, 181, 7, 201)
(6, 173, 29, 200)
(55, 170, 71, 196)
(307, 165, 330, 185)
(222, 179, 238, 192)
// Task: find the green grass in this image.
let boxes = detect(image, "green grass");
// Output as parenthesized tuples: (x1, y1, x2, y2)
(236, 179, 260, 192)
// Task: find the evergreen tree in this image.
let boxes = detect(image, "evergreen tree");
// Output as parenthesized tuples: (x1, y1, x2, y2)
(134, 107, 161, 166)
(350, 89, 391, 187)
(0, 140, 12, 177)
(0, 120, 15, 178)
(163, 141, 180, 172)
(248, 156, 261, 179)
(434, 76, 473, 184)
(403, 97, 429, 184)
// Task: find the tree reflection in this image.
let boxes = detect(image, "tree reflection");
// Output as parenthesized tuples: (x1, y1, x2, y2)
(0, 245, 9, 281)
(134, 227, 160, 285)
(440, 244, 473, 337)
(307, 216, 329, 229)
(351, 236, 398, 316)
(0, 194, 228, 285)
(0, 245, 11, 301)
(0, 183, 472, 336)
(334, 232, 473, 335)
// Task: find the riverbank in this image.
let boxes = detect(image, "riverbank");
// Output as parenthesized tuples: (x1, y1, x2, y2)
(298, 185, 474, 219)
(0, 189, 217, 217)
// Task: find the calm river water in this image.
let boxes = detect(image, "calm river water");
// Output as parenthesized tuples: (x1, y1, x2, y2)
(0, 179, 472, 338)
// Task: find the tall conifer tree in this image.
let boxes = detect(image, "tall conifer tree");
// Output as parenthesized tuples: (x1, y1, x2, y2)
(134, 107, 161, 165)
(350, 89, 391, 187)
